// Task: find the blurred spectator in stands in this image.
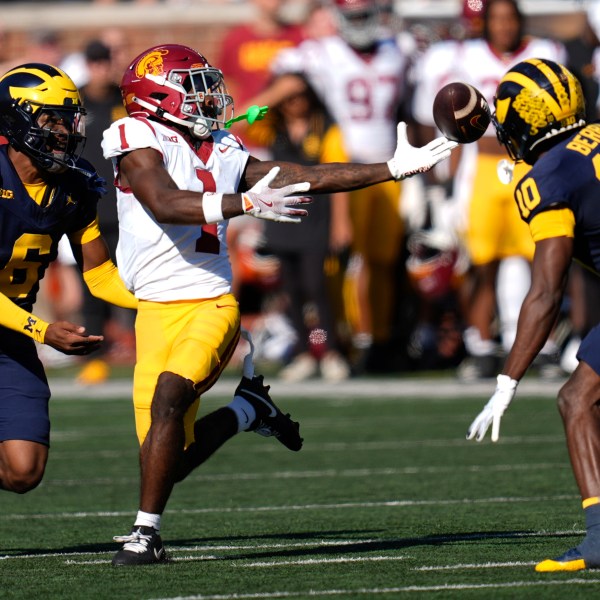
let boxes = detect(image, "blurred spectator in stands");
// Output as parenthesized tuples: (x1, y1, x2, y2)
(566, 1, 600, 124)
(412, 0, 567, 380)
(0, 29, 65, 74)
(250, 0, 413, 374)
(246, 74, 352, 381)
(216, 0, 305, 341)
(76, 39, 134, 384)
(560, 0, 600, 373)
(62, 27, 129, 87)
(302, 1, 338, 39)
(217, 0, 305, 158)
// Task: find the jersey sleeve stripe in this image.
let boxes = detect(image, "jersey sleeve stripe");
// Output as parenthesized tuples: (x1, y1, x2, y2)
(529, 207, 576, 242)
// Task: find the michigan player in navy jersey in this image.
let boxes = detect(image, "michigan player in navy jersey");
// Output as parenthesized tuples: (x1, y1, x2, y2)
(466, 58, 600, 571)
(0, 63, 137, 495)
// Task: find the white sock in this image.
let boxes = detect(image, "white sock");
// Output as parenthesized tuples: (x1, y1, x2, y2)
(497, 256, 531, 352)
(227, 396, 257, 432)
(134, 510, 161, 532)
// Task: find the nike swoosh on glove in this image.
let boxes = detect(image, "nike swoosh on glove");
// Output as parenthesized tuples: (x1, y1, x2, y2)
(242, 166, 311, 223)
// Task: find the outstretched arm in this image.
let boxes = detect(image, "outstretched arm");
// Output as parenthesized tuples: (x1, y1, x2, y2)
(243, 122, 457, 192)
(118, 148, 310, 225)
(467, 235, 573, 442)
(502, 236, 572, 381)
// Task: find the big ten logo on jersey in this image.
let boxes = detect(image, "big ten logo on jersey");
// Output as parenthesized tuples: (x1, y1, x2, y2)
(162, 133, 180, 143)
(0, 188, 14, 200)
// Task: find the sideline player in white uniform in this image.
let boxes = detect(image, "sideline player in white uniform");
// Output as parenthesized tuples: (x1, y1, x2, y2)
(103, 43, 456, 566)
(251, 0, 411, 372)
(412, 0, 566, 379)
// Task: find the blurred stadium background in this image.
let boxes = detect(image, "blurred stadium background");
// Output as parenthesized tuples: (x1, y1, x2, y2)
(0, 1, 589, 70)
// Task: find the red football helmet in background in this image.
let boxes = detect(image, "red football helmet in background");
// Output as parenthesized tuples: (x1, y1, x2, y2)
(333, 0, 381, 50)
(461, 0, 486, 38)
(406, 230, 461, 300)
(120, 44, 234, 139)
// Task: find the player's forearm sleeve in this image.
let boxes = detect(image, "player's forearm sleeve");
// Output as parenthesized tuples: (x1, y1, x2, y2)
(83, 260, 138, 309)
(0, 293, 49, 343)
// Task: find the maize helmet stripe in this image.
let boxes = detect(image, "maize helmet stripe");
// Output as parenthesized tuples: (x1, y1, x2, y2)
(493, 58, 585, 164)
(3, 63, 81, 108)
(500, 59, 580, 122)
(533, 58, 581, 115)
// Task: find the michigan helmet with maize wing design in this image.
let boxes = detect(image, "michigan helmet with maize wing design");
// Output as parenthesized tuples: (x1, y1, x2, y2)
(493, 58, 586, 165)
(120, 44, 234, 140)
(0, 63, 86, 172)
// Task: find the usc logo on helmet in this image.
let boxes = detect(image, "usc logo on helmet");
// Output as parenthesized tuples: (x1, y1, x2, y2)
(135, 50, 169, 78)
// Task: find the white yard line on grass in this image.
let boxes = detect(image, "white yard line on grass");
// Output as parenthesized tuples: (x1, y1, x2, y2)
(414, 561, 538, 570)
(238, 555, 409, 568)
(0, 494, 580, 521)
(1, 532, 586, 564)
(150, 579, 600, 600)
(41, 461, 569, 488)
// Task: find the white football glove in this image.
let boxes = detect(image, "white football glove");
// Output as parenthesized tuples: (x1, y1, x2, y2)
(242, 166, 311, 223)
(466, 374, 518, 442)
(387, 122, 458, 181)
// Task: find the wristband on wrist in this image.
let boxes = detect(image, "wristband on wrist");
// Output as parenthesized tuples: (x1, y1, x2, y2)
(202, 192, 224, 223)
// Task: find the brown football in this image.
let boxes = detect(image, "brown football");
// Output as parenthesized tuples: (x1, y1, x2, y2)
(432, 81, 491, 144)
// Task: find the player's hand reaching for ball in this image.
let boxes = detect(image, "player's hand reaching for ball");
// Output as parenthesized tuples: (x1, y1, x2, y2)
(387, 122, 458, 181)
(44, 322, 104, 355)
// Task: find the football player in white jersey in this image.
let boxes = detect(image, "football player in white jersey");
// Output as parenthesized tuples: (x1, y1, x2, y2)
(250, 0, 412, 372)
(413, 0, 566, 379)
(103, 43, 456, 566)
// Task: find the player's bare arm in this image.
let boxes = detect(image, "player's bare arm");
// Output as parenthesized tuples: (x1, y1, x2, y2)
(118, 148, 310, 225)
(467, 234, 574, 443)
(242, 157, 392, 193)
(501, 235, 573, 381)
(71, 235, 112, 273)
(243, 122, 457, 192)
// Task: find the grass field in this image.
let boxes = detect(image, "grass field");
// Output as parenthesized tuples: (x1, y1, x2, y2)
(2, 374, 600, 599)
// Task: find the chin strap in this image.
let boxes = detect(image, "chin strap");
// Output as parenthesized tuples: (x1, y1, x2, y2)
(134, 96, 212, 139)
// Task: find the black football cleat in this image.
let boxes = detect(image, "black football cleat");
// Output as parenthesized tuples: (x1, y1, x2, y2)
(112, 526, 166, 566)
(235, 375, 303, 451)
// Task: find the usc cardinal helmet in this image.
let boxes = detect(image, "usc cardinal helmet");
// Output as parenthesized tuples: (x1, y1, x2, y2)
(120, 44, 234, 140)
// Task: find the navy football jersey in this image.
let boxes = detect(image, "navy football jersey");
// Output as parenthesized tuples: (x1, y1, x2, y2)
(0, 145, 99, 311)
(514, 122, 600, 275)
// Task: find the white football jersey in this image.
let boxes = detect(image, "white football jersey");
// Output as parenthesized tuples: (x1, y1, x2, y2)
(102, 117, 249, 302)
(413, 37, 567, 136)
(272, 36, 407, 162)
